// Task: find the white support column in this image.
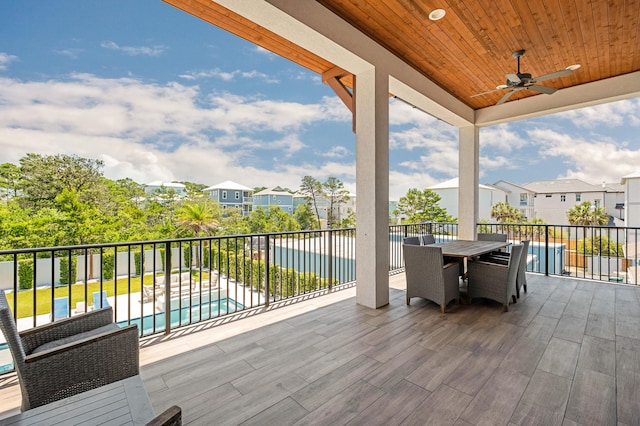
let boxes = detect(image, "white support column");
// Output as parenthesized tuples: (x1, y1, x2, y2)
(458, 125, 480, 240)
(355, 67, 389, 308)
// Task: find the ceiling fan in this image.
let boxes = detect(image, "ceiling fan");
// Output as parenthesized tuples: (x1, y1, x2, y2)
(471, 50, 579, 105)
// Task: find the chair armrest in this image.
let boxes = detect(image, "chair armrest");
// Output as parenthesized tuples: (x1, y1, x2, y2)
(20, 307, 114, 354)
(471, 259, 509, 269)
(25, 325, 138, 362)
(20, 325, 139, 409)
(146, 405, 182, 426)
(480, 255, 509, 265)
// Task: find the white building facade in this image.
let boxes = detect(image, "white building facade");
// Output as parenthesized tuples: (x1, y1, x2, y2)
(523, 179, 624, 225)
(428, 178, 507, 222)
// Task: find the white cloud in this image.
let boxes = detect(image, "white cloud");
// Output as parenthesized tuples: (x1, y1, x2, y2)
(0, 74, 351, 189)
(389, 170, 440, 201)
(532, 128, 640, 182)
(179, 68, 278, 83)
(100, 41, 166, 57)
(0, 52, 17, 71)
(323, 146, 350, 158)
(480, 124, 528, 151)
(54, 48, 83, 59)
(556, 99, 640, 128)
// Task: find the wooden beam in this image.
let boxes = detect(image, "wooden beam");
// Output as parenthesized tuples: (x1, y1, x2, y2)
(322, 66, 356, 132)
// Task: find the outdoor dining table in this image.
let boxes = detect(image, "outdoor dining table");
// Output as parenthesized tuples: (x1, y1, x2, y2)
(430, 240, 511, 259)
(429, 239, 510, 259)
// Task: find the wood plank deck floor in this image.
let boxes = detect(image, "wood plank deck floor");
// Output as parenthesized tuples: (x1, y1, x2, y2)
(1, 273, 639, 425)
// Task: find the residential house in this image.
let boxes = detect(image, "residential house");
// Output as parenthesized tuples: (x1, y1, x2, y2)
(621, 172, 640, 228)
(523, 178, 624, 225)
(492, 180, 536, 220)
(428, 178, 507, 221)
(143, 181, 187, 197)
(252, 186, 294, 214)
(203, 180, 253, 216)
(621, 173, 640, 282)
(293, 192, 356, 227)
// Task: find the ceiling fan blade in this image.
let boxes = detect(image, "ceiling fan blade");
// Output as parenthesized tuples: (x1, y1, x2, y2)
(496, 90, 516, 105)
(531, 69, 573, 83)
(505, 73, 521, 84)
(470, 87, 505, 98)
(527, 85, 557, 94)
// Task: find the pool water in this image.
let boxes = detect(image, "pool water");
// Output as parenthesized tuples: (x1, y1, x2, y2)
(0, 343, 12, 373)
(117, 298, 243, 335)
(0, 298, 243, 373)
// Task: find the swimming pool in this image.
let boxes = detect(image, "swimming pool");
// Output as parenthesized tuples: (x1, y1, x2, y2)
(0, 298, 243, 373)
(117, 297, 243, 336)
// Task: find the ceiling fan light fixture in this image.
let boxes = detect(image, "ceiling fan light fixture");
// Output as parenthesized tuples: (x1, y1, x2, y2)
(428, 9, 446, 21)
(566, 64, 581, 71)
(496, 84, 508, 90)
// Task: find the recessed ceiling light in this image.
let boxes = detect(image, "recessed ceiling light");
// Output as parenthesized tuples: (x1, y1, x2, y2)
(429, 9, 446, 21)
(566, 64, 581, 71)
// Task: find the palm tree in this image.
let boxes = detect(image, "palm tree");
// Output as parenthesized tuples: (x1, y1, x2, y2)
(566, 201, 608, 226)
(176, 200, 220, 268)
(490, 202, 523, 235)
(490, 202, 523, 223)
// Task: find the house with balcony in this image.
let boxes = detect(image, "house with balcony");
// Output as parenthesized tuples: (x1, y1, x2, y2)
(142, 181, 186, 197)
(252, 186, 295, 214)
(203, 180, 253, 216)
(523, 179, 624, 225)
(492, 180, 536, 220)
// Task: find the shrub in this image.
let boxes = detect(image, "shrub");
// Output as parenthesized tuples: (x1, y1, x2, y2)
(102, 251, 115, 280)
(18, 259, 34, 290)
(578, 236, 623, 256)
(59, 255, 77, 285)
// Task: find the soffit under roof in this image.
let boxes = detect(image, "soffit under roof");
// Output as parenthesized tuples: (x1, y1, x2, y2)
(162, 0, 640, 124)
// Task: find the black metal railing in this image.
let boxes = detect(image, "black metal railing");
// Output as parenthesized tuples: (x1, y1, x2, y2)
(389, 222, 459, 272)
(0, 229, 356, 342)
(2, 221, 639, 374)
(477, 223, 640, 284)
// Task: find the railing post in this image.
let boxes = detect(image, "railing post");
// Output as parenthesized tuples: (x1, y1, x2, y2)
(164, 242, 171, 335)
(328, 230, 333, 291)
(264, 236, 270, 308)
(545, 225, 549, 276)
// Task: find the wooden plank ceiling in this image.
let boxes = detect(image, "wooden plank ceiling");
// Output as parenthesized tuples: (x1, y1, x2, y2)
(163, 0, 640, 110)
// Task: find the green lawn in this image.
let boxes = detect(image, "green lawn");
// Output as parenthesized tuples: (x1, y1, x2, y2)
(6, 271, 214, 319)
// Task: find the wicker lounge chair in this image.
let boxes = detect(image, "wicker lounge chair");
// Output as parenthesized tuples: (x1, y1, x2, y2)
(146, 405, 182, 426)
(403, 244, 460, 313)
(0, 290, 139, 410)
(467, 243, 523, 311)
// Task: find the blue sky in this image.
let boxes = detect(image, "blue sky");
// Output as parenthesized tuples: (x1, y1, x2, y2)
(1, 0, 639, 200)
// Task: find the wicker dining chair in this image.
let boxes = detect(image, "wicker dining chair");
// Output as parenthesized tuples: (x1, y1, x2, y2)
(467, 243, 524, 312)
(403, 236, 421, 246)
(481, 239, 530, 298)
(0, 290, 139, 410)
(477, 233, 508, 242)
(403, 244, 460, 313)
